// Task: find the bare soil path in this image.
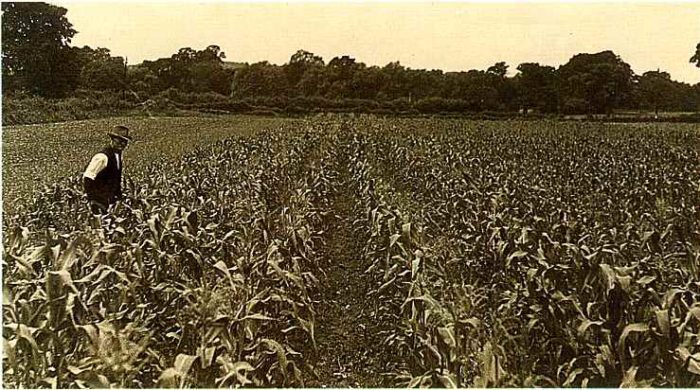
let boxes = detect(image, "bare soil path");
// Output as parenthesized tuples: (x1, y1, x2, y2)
(304, 150, 391, 387)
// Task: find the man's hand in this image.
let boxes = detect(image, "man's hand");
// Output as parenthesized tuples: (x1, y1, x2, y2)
(89, 200, 108, 215)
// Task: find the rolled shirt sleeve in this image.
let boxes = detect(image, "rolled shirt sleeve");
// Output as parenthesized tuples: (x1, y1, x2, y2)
(83, 153, 108, 180)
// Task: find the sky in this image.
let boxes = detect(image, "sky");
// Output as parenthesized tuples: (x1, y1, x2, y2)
(55, 1, 700, 84)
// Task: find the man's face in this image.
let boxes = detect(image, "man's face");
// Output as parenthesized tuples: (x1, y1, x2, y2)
(112, 138, 128, 151)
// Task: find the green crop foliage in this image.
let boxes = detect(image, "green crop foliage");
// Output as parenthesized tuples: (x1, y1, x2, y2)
(3, 115, 699, 387)
(344, 117, 699, 387)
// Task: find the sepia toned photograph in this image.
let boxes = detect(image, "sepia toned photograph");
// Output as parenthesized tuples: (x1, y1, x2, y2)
(2, 0, 699, 387)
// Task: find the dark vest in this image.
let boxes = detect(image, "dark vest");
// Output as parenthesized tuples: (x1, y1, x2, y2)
(87, 147, 122, 204)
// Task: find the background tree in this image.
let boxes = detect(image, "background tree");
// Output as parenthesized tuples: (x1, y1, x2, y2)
(194, 44, 227, 63)
(351, 65, 382, 99)
(2, 2, 79, 97)
(690, 43, 700, 67)
(231, 61, 289, 98)
(461, 70, 499, 111)
(187, 45, 230, 94)
(137, 58, 176, 93)
(284, 50, 324, 92)
(131, 45, 231, 94)
(75, 46, 126, 91)
(557, 51, 634, 114)
(189, 62, 232, 94)
(407, 69, 444, 101)
(636, 71, 678, 116)
(4, 3, 697, 117)
(297, 66, 328, 97)
(515, 63, 558, 112)
(379, 62, 409, 100)
(487, 62, 517, 110)
(128, 65, 159, 95)
(487, 61, 508, 78)
(325, 55, 362, 98)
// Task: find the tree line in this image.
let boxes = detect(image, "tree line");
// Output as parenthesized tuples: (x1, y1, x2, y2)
(3, 2, 700, 115)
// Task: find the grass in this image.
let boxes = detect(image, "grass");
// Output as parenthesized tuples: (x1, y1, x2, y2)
(2, 115, 293, 213)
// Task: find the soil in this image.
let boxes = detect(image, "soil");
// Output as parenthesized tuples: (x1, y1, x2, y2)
(303, 155, 392, 387)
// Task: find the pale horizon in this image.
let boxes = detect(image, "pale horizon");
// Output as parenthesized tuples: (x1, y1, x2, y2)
(55, 1, 700, 84)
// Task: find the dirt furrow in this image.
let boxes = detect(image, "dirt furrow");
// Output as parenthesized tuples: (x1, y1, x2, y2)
(304, 149, 389, 387)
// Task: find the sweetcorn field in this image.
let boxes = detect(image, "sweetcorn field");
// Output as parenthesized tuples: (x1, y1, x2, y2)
(3, 115, 699, 387)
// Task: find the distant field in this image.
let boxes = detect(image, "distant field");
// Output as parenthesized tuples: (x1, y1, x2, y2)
(2, 115, 290, 212)
(560, 110, 700, 122)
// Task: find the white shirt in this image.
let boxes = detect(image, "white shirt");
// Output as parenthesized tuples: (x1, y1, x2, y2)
(83, 152, 122, 180)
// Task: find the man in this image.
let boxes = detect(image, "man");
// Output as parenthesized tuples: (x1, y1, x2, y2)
(83, 125, 132, 214)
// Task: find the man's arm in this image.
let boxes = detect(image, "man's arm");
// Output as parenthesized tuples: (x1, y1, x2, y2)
(83, 153, 108, 180)
(83, 153, 108, 200)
